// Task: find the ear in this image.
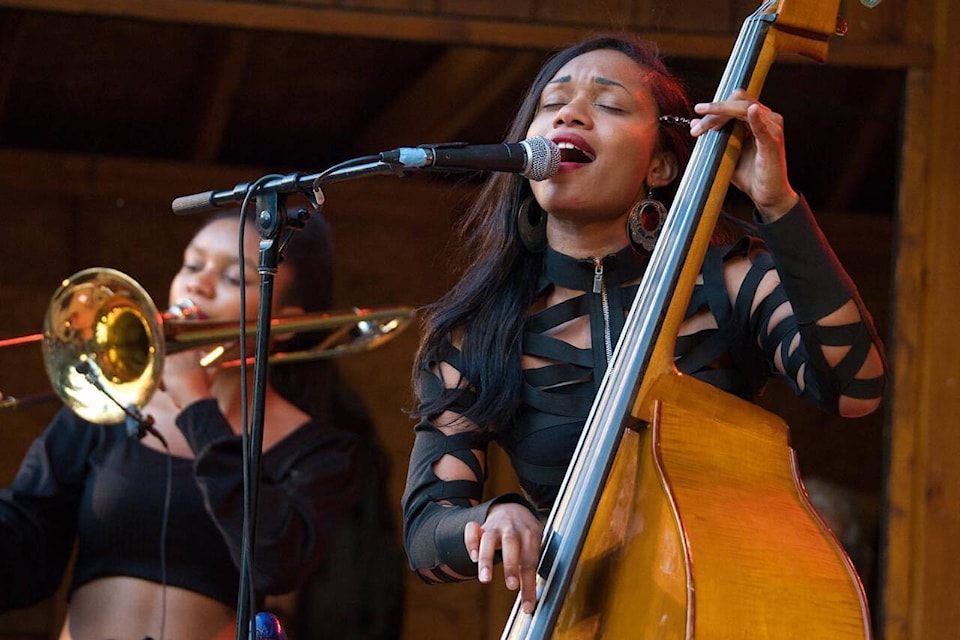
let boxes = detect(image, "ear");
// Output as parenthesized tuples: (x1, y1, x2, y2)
(271, 303, 305, 343)
(646, 150, 679, 189)
(276, 303, 305, 318)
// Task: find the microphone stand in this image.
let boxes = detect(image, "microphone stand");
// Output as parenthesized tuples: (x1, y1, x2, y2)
(237, 188, 291, 640)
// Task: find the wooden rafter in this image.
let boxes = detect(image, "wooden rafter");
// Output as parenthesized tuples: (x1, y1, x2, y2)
(191, 29, 251, 163)
(0, 0, 934, 68)
(357, 48, 543, 152)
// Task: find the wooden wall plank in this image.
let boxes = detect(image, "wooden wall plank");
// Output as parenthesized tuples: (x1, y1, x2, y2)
(910, 1, 960, 637)
(882, 66, 929, 640)
(440, 0, 536, 19)
(633, 0, 740, 32)
(883, 0, 960, 638)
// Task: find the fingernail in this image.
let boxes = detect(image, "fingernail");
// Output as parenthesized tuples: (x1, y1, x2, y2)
(479, 567, 490, 582)
(506, 576, 519, 590)
(470, 550, 478, 562)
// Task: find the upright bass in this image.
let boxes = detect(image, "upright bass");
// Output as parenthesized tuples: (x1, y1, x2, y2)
(501, 1, 872, 638)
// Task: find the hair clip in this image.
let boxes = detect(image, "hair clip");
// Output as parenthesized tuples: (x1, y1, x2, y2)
(659, 115, 692, 126)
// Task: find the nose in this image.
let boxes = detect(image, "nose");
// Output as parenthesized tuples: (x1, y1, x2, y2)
(554, 97, 590, 128)
(184, 269, 215, 299)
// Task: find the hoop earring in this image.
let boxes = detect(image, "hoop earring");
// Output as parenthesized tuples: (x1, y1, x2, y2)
(517, 195, 547, 253)
(628, 193, 668, 253)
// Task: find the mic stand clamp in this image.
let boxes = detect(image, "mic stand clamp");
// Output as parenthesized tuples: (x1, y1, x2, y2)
(72, 361, 165, 445)
(124, 407, 160, 442)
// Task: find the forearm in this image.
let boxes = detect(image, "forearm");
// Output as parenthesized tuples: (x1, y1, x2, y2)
(405, 500, 498, 581)
(401, 420, 535, 582)
(176, 399, 359, 594)
(755, 196, 887, 412)
(0, 410, 92, 610)
(0, 502, 70, 610)
(757, 195, 858, 323)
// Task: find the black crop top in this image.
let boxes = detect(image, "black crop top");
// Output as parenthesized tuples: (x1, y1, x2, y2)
(74, 420, 239, 604)
(0, 399, 359, 611)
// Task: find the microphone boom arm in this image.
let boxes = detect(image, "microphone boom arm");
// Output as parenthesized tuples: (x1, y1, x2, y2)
(171, 137, 560, 216)
(171, 158, 399, 216)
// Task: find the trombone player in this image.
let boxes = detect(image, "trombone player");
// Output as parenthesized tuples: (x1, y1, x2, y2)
(0, 209, 363, 640)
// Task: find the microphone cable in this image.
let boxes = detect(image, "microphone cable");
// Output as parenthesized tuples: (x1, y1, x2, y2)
(110, 399, 171, 640)
(77, 360, 173, 640)
(157, 441, 173, 640)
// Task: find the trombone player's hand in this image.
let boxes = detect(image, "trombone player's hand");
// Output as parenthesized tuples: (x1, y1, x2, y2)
(158, 348, 218, 411)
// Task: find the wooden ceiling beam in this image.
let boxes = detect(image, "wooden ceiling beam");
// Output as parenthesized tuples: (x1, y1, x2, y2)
(0, 10, 28, 125)
(0, 0, 933, 69)
(190, 29, 251, 163)
(357, 48, 542, 152)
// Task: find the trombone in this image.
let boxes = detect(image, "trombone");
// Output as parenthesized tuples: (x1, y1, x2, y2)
(0, 268, 416, 424)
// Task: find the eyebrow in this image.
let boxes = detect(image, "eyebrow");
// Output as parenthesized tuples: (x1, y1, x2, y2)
(186, 243, 258, 272)
(595, 76, 627, 90)
(547, 75, 628, 91)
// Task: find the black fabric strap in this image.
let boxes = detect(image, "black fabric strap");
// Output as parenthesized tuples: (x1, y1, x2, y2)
(524, 332, 592, 367)
(523, 363, 592, 390)
(755, 195, 857, 324)
(843, 376, 886, 399)
(754, 287, 789, 348)
(526, 296, 588, 333)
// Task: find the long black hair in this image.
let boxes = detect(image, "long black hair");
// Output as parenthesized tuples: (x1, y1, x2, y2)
(413, 34, 695, 432)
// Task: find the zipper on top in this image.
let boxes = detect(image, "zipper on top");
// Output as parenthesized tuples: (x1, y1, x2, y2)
(592, 257, 613, 362)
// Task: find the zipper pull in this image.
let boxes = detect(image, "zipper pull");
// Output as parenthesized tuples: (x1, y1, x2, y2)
(592, 258, 603, 294)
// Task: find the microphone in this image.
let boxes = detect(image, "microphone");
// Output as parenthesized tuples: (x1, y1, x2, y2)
(379, 136, 561, 181)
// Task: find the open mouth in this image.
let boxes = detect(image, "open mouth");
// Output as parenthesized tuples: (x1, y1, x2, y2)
(557, 141, 595, 164)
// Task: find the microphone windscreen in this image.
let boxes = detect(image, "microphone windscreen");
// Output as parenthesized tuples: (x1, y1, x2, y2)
(523, 137, 561, 181)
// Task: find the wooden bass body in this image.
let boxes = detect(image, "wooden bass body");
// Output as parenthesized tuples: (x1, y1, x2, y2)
(553, 373, 871, 639)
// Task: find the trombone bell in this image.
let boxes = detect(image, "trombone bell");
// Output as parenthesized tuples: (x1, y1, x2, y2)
(42, 268, 163, 425)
